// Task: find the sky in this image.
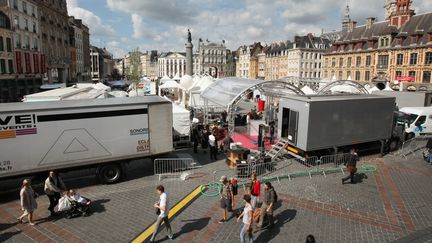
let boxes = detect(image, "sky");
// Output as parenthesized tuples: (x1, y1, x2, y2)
(66, 0, 432, 58)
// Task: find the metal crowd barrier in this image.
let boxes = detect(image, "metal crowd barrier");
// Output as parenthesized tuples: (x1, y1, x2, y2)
(391, 135, 432, 159)
(211, 153, 354, 186)
(154, 158, 202, 181)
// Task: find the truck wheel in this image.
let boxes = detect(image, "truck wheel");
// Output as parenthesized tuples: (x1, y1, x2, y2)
(406, 133, 415, 141)
(97, 164, 122, 184)
(389, 139, 399, 151)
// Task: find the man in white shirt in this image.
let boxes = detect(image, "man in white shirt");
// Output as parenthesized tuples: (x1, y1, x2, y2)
(150, 185, 173, 242)
(208, 133, 217, 160)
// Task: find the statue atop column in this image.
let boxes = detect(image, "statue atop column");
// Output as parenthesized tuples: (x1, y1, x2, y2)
(185, 29, 193, 76)
(187, 29, 192, 43)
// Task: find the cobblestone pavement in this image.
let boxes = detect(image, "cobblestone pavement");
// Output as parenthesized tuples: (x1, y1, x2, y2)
(1, 148, 432, 242)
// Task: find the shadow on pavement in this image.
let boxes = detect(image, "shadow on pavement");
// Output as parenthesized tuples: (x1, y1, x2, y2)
(0, 222, 18, 232)
(174, 217, 211, 238)
(89, 199, 110, 214)
(254, 209, 297, 243)
(0, 230, 21, 242)
(353, 173, 368, 184)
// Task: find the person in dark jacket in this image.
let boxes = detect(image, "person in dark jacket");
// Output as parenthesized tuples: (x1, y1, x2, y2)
(269, 122, 275, 145)
(191, 126, 200, 153)
(342, 149, 359, 184)
(256, 181, 275, 229)
(201, 129, 209, 153)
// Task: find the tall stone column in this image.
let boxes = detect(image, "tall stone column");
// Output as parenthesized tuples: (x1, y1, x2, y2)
(186, 29, 193, 76)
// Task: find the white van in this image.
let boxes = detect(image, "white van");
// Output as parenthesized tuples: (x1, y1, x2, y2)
(398, 107, 432, 139)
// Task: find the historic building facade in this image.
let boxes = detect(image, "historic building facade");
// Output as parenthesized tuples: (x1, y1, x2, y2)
(0, 8, 16, 102)
(140, 50, 158, 79)
(2, 0, 43, 102)
(263, 34, 330, 80)
(90, 45, 114, 82)
(68, 16, 88, 82)
(236, 42, 263, 79)
(322, 0, 432, 86)
(36, 0, 70, 83)
(157, 52, 186, 78)
(195, 39, 227, 78)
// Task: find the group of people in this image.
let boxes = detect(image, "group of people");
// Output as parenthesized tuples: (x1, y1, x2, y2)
(191, 124, 234, 161)
(218, 172, 278, 243)
(17, 171, 91, 226)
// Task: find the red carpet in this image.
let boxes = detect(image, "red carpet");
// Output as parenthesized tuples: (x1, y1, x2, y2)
(232, 132, 276, 150)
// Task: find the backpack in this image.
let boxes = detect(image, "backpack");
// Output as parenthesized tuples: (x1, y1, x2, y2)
(273, 190, 278, 203)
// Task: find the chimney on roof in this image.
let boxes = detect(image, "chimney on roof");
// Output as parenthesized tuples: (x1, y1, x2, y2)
(366, 17, 376, 29)
(348, 21, 357, 32)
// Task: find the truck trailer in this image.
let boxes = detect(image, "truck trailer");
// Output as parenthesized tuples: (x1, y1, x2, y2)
(371, 90, 432, 108)
(277, 94, 400, 157)
(0, 96, 173, 183)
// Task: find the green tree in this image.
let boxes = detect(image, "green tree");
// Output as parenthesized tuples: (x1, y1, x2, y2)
(125, 47, 142, 83)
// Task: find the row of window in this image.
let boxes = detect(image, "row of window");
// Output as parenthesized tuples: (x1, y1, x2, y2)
(396, 52, 432, 65)
(13, 0, 37, 18)
(13, 15, 37, 33)
(325, 70, 432, 83)
(13, 33, 38, 51)
(0, 37, 13, 52)
(326, 52, 432, 68)
(0, 59, 15, 74)
(329, 56, 372, 68)
(201, 49, 226, 56)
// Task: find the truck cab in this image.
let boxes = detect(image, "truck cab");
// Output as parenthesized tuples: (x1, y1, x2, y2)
(399, 107, 432, 140)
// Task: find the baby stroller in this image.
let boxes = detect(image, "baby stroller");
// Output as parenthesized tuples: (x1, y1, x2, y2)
(66, 199, 91, 218)
(55, 192, 91, 218)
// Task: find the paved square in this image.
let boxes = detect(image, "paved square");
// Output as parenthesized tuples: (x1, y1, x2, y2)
(1, 148, 432, 242)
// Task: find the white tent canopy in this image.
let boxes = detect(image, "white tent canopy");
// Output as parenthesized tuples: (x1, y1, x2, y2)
(200, 77, 265, 107)
(160, 75, 172, 84)
(159, 80, 181, 89)
(162, 96, 190, 135)
(301, 85, 316, 95)
(179, 75, 194, 91)
(140, 77, 151, 82)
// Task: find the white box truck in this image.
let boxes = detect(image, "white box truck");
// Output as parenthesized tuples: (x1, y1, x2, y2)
(0, 96, 173, 183)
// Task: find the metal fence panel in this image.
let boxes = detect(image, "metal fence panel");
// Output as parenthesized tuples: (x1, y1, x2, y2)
(154, 158, 202, 181)
(392, 135, 432, 159)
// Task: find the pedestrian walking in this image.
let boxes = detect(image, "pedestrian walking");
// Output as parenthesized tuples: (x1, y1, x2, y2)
(150, 185, 173, 243)
(342, 148, 359, 184)
(256, 182, 276, 229)
(219, 175, 235, 223)
(237, 194, 254, 243)
(44, 171, 66, 216)
(209, 132, 218, 160)
(248, 173, 260, 209)
(17, 179, 38, 225)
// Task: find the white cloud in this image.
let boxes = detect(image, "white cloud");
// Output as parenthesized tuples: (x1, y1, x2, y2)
(101, 0, 432, 52)
(131, 14, 167, 41)
(106, 41, 127, 58)
(67, 0, 116, 38)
